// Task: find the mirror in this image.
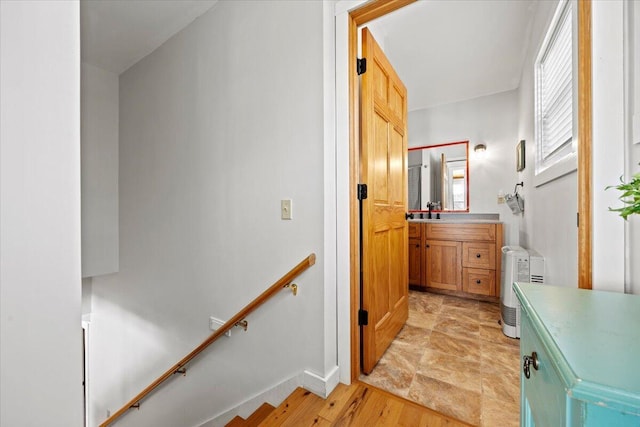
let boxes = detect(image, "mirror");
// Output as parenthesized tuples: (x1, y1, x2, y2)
(408, 141, 469, 212)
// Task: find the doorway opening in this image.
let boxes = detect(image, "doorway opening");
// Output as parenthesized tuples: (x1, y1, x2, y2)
(345, 0, 592, 383)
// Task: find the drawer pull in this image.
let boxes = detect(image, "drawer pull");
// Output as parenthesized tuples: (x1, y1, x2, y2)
(523, 352, 539, 379)
(476, 253, 481, 258)
(416, 244, 420, 248)
(476, 279, 481, 284)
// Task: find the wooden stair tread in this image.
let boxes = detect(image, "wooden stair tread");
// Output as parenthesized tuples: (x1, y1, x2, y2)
(245, 402, 276, 426)
(258, 387, 312, 426)
(225, 415, 246, 427)
(252, 381, 471, 426)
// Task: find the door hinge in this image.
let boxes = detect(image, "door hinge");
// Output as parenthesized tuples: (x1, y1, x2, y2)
(358, 309, 369, 326)
(357, 58, 367, 75)
(577, 212, 579, 227)
(357, 183, 368, 200)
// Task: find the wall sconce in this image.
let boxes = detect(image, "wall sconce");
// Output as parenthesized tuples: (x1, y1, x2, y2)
(474, 143, 487, 158)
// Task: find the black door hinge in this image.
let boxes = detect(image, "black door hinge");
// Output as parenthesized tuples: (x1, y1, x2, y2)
(357, 183, 368, 200)
(357, 58, 367, 75)
(577, 212, 579, 227)
(358, 309, 369, 326)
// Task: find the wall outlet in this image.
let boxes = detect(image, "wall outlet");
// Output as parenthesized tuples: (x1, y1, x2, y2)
(209, 316, 231, 337)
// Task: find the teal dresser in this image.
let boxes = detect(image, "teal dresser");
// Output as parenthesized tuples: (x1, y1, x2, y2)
(514, 283, 640, 426)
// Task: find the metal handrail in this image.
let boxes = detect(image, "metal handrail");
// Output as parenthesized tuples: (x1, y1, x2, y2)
(100, 253, 316, 427)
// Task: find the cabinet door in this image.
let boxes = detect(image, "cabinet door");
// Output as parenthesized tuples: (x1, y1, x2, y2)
(408, 238, 422, 286)
(520, 310, 566, 427)
(425, 240, 461, 291)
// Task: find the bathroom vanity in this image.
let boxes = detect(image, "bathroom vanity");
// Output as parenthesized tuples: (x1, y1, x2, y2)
(408, 220, 503, 299)
(515, 283, 640, 426)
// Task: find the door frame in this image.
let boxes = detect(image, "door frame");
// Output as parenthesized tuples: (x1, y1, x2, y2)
(344, 0, 593, 381)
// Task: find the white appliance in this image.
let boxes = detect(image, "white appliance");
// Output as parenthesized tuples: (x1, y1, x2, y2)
(501, 246, 544, 338)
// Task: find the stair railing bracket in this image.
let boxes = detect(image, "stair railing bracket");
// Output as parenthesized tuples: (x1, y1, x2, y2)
(174, 367, 186, 376)
(130, 403, 140, 410)
(285, 283, 298, 296)
(235, 320, 248, 331)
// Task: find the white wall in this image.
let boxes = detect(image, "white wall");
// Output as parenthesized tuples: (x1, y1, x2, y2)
(0, 1, 83, 426)
(82, 62, 119, 278)
(627, 0, 640, 294)
(408, 90, 521, 245)
(592, 0, 626, 292)
(88, 1, 328, 426)
(516, 0, 578, 288)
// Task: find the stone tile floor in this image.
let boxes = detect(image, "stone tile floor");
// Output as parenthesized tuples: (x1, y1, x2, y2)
(360, 290, 521, 427)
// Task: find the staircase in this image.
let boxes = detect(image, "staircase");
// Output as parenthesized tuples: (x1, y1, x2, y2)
(224, 381, 471, 426)
(226, 403, 276, 427)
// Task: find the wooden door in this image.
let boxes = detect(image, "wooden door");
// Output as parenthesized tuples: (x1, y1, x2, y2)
(360, 28, 409, 374)
(425, 240, 461, 291)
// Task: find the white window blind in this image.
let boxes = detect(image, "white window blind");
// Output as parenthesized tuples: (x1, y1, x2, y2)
(536, 1, 573, 171)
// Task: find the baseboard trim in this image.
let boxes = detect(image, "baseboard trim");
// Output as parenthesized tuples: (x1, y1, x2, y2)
(302, 365, 340, 398)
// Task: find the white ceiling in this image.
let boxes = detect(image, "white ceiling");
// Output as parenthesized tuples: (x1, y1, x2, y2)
(81, 0, 536, 110)
(81, 0, 217, 74)
(367, 0, 536, 111)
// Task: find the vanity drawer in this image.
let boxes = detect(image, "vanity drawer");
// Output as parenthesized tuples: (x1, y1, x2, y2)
(426, 223, 496, 241)
(462, 268, 495, 296)
(462, 242, 496, 269)
(408, 222, 422, 239)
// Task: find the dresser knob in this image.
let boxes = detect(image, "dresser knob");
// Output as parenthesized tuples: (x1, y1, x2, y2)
(523, 352, 539, 379)
(476, 279, 481, 284)
(476, 253, 481, 258)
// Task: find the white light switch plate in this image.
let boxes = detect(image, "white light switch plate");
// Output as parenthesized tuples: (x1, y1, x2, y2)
(281, 199, 292, 220)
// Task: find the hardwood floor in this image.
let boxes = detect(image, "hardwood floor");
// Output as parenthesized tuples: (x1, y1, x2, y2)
(252, 382, 471, 427)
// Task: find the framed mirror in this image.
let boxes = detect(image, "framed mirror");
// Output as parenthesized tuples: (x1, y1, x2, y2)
(408, 140, 469, 212)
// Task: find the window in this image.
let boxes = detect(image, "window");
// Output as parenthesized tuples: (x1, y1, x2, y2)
(534, 0, 576, 185)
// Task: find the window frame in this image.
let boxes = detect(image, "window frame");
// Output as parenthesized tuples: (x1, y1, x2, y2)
(534, 0, 578, 187)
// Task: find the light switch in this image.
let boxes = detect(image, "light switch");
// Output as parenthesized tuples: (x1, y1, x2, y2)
(281, 199, 292, 220)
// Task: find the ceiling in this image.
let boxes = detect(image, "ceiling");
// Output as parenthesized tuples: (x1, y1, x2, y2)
(81, 0, 217, 74)
(82, 0, 536, 110)
(367, 0, 536, 111)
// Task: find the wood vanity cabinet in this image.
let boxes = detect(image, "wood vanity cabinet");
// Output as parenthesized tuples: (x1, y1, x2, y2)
(408, 223, 422, 286)
(409, 221, 503, 299)
(515, 283, 640, 426)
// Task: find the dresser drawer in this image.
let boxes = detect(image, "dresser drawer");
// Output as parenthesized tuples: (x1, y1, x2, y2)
(408, 222, 422, 239)
(426, 223, 496, 241)
(462, 242, 496, 269)
(462, 268, 495, 296)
